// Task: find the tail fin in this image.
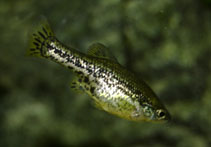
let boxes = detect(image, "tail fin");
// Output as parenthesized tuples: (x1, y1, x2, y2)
(26, 17, 55, 57)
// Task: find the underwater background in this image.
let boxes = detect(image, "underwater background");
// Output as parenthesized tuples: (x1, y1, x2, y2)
(0, 0, 211, 147)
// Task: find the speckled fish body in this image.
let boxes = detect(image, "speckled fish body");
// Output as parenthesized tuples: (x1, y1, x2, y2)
(27, 19, 170, 122)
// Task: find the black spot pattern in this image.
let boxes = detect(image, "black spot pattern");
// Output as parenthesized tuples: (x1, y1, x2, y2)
(42, 27, 48, 35)
(76, 71, 83, 75)
(84, 77, 89, 83)
(90, 87, 95, 94)
(68, 66, 73, 70)
(54, 49, 62, 54)
(38, 31, 46, 39)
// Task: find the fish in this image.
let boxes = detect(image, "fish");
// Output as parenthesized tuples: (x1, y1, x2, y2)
(26, 18, 171, 122)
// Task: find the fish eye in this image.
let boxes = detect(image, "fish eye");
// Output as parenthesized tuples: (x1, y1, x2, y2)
(157, 109, 166, 118)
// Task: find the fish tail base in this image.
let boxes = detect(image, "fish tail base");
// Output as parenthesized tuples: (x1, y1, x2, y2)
(26, 17, 55, 58)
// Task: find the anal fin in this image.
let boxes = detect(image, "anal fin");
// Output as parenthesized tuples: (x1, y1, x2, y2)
(70, 78, 84, 93)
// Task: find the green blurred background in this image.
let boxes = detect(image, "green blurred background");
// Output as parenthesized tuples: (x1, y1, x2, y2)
(0, 0, 211, 147)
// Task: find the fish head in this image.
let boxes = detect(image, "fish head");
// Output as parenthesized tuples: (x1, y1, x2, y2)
(131, 97, 171, 122)
(141, 103, 170, 122)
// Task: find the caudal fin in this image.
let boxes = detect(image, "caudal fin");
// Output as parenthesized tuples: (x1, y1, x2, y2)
(26, 17, 55, 57)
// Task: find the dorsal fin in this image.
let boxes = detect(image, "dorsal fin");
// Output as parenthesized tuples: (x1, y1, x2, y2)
(87, 43, 118, 62)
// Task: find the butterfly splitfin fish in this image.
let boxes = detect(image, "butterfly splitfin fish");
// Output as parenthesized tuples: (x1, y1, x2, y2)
(26, 18, 171, 122)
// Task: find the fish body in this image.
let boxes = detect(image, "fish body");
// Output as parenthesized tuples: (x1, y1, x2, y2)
(27, 19, 170, 122)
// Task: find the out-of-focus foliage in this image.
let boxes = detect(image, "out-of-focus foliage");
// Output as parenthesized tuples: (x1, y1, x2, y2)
(0, 0, 211, 146)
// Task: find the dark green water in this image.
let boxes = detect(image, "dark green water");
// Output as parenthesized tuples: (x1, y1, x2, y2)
(0, 0, 211, 146)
